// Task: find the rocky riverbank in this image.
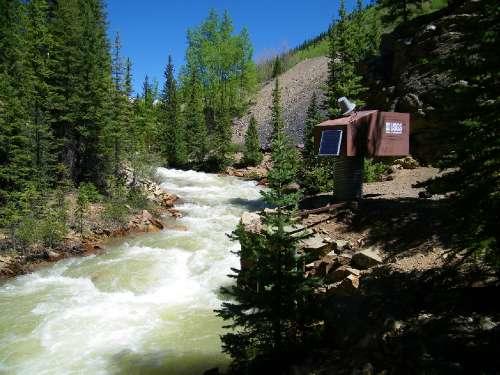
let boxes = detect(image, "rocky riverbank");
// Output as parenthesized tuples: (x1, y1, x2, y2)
(0, 172, 180, 280)
(236, 166, 500, 374)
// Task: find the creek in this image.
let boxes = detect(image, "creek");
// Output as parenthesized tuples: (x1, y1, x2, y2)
(0, 168, 264, 375)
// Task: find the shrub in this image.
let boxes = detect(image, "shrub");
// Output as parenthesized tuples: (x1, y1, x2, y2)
(364, 158, 388, 183)
(77, 182, 101, 203)
(39, 207, 68, 248)
(301, 164, 335, 195)
(102, 178, 129, 225)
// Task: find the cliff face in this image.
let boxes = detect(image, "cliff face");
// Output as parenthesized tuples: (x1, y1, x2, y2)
(364, 0, 482, 163)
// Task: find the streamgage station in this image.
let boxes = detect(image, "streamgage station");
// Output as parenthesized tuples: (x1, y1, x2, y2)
(314, 97, 410, 201)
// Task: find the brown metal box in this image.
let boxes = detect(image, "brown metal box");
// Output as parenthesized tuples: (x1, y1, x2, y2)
(314, 110, 377, 156)
(367, 112, 410, 157)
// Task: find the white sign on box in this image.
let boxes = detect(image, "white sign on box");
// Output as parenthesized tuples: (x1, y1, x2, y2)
(385, 121, 403, 135)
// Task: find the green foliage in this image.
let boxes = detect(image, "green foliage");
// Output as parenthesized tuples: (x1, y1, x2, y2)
(77, 182, 101, 203)
(180, 10, 257, 171)
(325, 0, 369, 117)
(48, 0, 113, 184)
(217, 218, 321, 366)
(160, 55, 188, 168)
(184, 69, 208, 166)
(256, 33, 329, 83)
(6, 184, 68, 249)
(38, 205, 68, 249)
(102, 178, 129, 225)
(420, 0, 500, 266)
(364, 158, 388, 183)
(425, 0, 499, 264)
(303, 93, 321, 165)
(243, 116, 263, 167)
(270, 78, 285, 143)
(271, 57, 283, 78)
(75, 184, 91, 236)
(301, 162, 335, 195)
(263, 81, 301, 208)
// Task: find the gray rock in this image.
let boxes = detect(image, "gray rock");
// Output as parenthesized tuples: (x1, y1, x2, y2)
(479, 316, 497, 331)
(333, 239, 352, 252)
(299, 234, 333, 255)
(327, 274, 360, 296)
(352, 248, 383, 269)
(283, 182, 301, 192)
(326, 265, 361, 282)
(240, 212, 262, 234)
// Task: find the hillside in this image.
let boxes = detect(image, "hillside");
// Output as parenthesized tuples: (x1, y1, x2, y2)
(235, 1, 463, 163)
(233, 56, 328, 148)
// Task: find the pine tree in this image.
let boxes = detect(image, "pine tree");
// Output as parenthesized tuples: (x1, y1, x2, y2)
(24, 0, 57, 187)
(217, 83, 320, 368)
(243, 116, 263, 167)
(270, 78, 285, 143)
(184, 69, 208, 166)
(272, 57, 283, 78)
(0, 0, 33, 215)
(303, 93, 320, 165)
(325, 0, 366, 117)
(108, 32, 127, 174)
(135, 75, 159, 153)
(161, 55, 187, 167)
(426, 0, 499, 265)
(48, 0, 113, 185)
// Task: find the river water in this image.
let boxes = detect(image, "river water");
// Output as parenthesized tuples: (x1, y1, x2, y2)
(0, 168, 264, 375)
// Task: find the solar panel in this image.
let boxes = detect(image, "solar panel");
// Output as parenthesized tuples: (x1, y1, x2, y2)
(319, 130, 343, 156)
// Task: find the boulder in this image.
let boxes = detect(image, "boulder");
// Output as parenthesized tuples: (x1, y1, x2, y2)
(326, 265, 361, 283)
(394, 156, 419, 170)
(333, 239, 352, 252)
(283, 182, 301, 192)
(327, 274, 360, 296)
(240, 212, 262, 234)
(338, 253, 353, 266)
(160, 193, 178, 208)
(316, 253, 338, 276)
(46, 250, 63, 262)
(352, 248, 383, 269)
(299, 234, 333, 255)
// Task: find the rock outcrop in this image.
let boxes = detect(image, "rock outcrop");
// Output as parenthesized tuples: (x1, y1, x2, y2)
(364, 0, 483, 163)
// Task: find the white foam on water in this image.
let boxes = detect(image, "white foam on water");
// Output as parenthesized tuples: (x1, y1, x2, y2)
(0, 168, 263, 374)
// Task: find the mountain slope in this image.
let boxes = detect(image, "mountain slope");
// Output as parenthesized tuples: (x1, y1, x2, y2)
(233, 56, 328, 149)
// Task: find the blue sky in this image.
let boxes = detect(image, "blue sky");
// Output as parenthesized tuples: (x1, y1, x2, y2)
(106, 0, 368, 94)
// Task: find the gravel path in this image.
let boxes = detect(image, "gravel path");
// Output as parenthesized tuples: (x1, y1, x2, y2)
(363, 167, 440, 199)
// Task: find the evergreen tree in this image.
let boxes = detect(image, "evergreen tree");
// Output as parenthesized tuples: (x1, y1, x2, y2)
(184, 69, 208, 165)
(25, 0, 57, 187)
(217, 82, 319, 368)
(48, 0, 113, 185)
(270, 78, 285, 142)
(160, 55, 187, 167)
(0, 0, 32, 215)
(378, 0, 422, 22)
(427, 0, 499, 265)
(303, 93, 320, 165)
(325, 0, 366, 117)
(243, 116, 263, 167)
(135, 75, 159, 152)
(108, 32, 127, 174)
(272, 56, 283, 78)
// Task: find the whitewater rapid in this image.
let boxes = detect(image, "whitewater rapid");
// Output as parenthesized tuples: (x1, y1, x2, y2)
(0, 168, 264, 375)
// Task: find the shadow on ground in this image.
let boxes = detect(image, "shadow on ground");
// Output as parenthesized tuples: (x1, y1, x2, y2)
(308, 197, 500, 375)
